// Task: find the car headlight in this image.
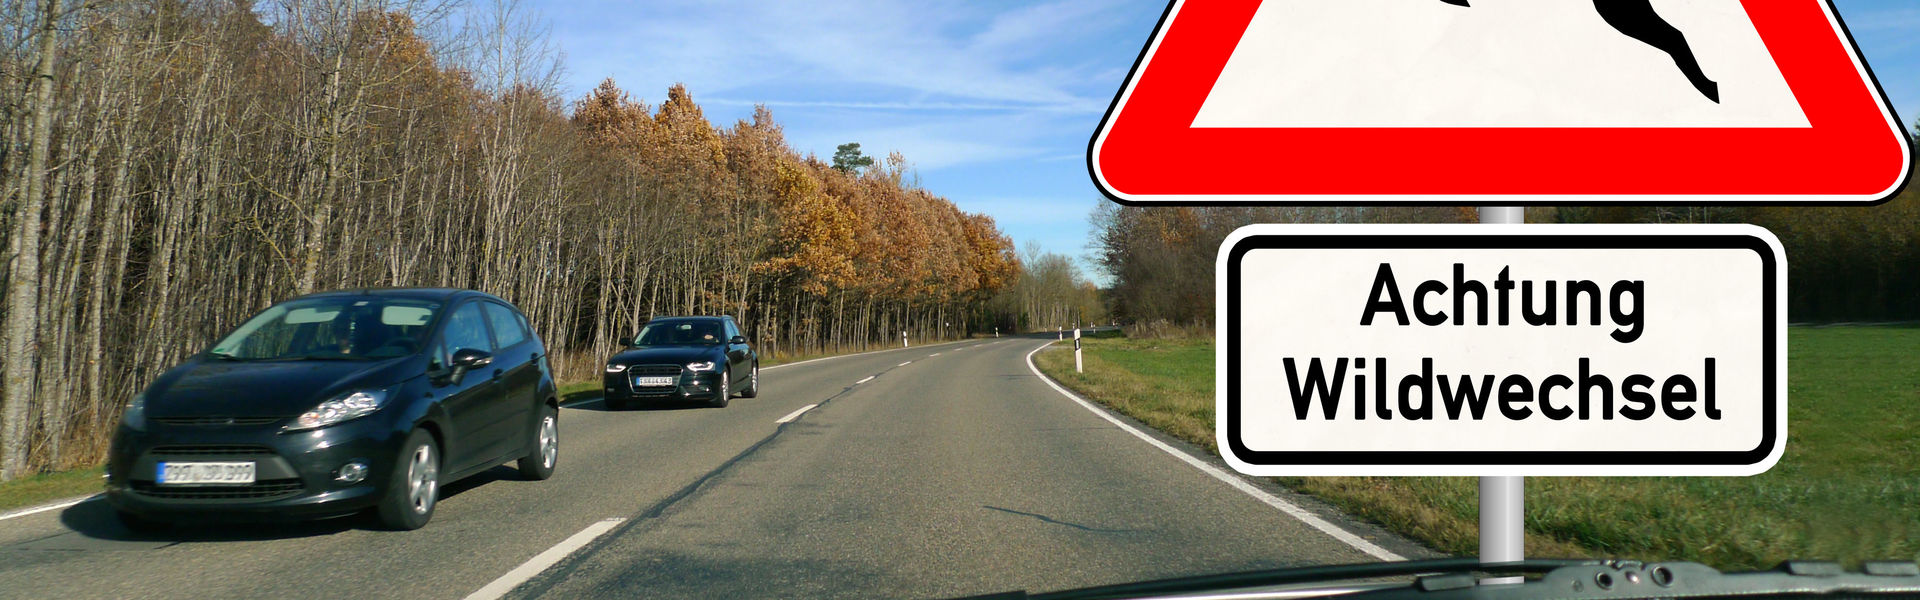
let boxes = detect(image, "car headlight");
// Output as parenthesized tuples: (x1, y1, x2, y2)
(287, 390, 389, 431)
(606, 364, 628, 373)
(121, 393, 148, 430)
(686, 361, 716, 372)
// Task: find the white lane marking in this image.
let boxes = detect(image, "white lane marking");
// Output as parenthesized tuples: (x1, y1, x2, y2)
(1022, 343, 1404, 562)
(763, 339, 981, 371)
(898, 361, 912, 367)
(464, 517, 628, 600)
(929, 353, 942, 357)
(0, 494, 99, 522)
(558, 396, 604, 409)
(776, 404, 821, 424)
(854, 376, 875, 385)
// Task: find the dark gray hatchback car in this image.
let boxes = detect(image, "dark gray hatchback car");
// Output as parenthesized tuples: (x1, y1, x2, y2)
(106, 288, 559, 530)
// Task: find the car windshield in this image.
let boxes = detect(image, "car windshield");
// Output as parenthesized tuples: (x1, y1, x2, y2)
(632, 320, 723, 346)
(208, 297, 439, 361)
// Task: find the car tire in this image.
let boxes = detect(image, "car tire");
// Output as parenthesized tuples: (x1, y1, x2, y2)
(374, 429, 439, 531)
(114, 509, 169, 534)
(516, 405, 558, 481)
(739, 363, 759, 398)
(708, 371, 730, 408)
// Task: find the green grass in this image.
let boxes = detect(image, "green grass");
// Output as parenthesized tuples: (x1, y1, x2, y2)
(1032, 326, 1920, 569)
(0, 465, 104, 514)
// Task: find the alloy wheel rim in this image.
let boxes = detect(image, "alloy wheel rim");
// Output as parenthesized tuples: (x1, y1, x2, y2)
(409, 444, 437, 514)
(751, 366, 757, 390)
(539, 415, 557, 469)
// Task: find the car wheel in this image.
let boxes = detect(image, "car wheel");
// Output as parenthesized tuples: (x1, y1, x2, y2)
(709, 371, 730, 408)
(739, 363, 759, 398)
(517, 405, 558, 481)
(375, 429, 439, 530)
(114, 509, 169, 534)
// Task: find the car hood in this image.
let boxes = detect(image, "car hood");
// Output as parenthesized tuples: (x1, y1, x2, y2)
(144, 355, 425, 418)
(607, 345, 723, 368)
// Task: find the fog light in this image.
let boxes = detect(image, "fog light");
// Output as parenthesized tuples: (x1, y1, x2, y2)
(335, 461, 369, 483)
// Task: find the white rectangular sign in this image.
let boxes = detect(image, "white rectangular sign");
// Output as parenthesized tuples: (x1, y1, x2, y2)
(1217, 224, 1784, 476)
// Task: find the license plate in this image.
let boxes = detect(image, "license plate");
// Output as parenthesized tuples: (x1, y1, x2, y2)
(633, 375, 676, 387)
(157, 462, 255, 485)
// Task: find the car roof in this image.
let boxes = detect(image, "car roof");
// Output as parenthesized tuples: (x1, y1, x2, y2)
(293, 287, 507, 305)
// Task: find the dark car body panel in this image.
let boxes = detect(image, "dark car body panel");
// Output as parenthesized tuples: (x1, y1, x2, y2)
(106, 288, 557, 523)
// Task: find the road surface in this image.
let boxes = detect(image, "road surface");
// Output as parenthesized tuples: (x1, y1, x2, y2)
(0, 335, 1434, 599)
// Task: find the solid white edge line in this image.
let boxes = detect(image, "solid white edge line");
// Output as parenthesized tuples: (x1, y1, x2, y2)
(776, 404, 821, 424)
(899, 361, 912, 366)
(463, 517, 628, 600)
(0, 493, 99, 522)
(854, 376, 875, 385)
(929, 353, 941, 356)
(1022, 342, 1405, 562)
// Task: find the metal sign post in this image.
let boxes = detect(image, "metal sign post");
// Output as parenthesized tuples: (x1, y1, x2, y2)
(1479, 205, 1524, 584)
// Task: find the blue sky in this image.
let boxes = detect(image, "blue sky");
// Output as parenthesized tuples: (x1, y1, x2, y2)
(530, 0, 1918, 278)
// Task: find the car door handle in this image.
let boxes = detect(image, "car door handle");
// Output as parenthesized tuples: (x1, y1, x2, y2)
(492, 368, 504, 380)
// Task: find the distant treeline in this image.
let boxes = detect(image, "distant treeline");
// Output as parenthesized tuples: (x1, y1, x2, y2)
(1093, 175, 1920, 327)
(0, 1, 1018, 479)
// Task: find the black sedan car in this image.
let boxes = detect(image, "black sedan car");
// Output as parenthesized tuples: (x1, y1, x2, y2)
(602, 316, 759, 410)
(106, 288, 560, 531)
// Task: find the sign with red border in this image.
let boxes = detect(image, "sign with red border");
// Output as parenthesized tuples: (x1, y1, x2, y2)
(1091, 0, 1912, 205)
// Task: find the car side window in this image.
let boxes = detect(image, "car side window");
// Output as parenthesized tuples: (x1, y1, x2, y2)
(442, 302, 494, 355)
(428, 336, 450, 372)
(514, 309, 536, 345)
(483, 302, 526, 349)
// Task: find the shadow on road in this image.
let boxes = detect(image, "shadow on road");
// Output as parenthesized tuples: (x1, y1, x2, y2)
(565, 396, 720, 412)
(53, 465, 539, 543)
(57, 498, 354, 543)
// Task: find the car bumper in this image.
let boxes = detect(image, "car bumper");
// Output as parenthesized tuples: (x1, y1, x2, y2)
(105, 418, 405, 521)
(604, 369, 720, 403)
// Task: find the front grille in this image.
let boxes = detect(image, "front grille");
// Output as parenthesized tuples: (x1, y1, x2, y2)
(153, 416, 282, 427)
(149, 444, 277, 457)
(628, 365, 683, 376)
(131, 478, 304, 500)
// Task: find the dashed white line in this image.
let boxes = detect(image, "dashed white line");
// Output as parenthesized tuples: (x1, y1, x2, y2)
(929, 353, 942, 357)
(1022, 343, 1404, 562)
(898, 361, 912, 366)
(854, 375, 875, 384)
(463, 517, 627, 600)
(0, 494, 98, 522)
(776, 404, 821, 424)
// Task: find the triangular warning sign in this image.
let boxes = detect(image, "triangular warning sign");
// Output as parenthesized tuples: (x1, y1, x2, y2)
(1090, 0, 1914, 205)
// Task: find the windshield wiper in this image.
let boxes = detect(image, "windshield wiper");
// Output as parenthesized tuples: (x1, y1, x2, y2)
(960, 559, 1920, 600)
(957, 559, 1591, 600)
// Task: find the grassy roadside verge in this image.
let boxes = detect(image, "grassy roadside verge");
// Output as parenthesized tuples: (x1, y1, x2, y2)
(1032, 327, 1920, 569)
(0, 466, 105, 514)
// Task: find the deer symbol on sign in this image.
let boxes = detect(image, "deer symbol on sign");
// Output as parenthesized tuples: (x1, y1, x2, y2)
(1438, 0, 1720, 103)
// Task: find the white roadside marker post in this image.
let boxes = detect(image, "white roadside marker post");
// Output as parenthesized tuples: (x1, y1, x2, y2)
(1074, 327, 1083, 373)
(902, 331, 908, 348)
(1479, 205, 1524, 585)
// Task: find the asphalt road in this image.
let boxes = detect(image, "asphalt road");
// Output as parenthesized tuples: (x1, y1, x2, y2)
(0, 335, 1434, 599)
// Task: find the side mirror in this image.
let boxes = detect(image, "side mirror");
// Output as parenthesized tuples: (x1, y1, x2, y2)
(451, 348, 493, 369)
(729, 336, 748, 345)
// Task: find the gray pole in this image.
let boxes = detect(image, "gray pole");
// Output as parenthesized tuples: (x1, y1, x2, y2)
(1478, 205, 1524, 584)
